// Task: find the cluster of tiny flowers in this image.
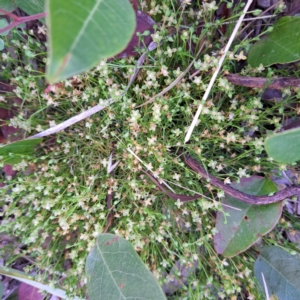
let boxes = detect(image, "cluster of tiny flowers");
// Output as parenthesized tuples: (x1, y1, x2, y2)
(0, 4, 292, 298)
(9, 116, 32, 132)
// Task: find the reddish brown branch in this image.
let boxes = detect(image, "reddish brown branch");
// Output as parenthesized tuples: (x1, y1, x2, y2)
(0, 8, 46, 34)
(144, 149, 300, 205)
(225, 73, 300, 90)
(181, 151, 300, 205)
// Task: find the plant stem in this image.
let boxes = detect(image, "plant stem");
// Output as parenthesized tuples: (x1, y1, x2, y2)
(0, 8, 47, 34)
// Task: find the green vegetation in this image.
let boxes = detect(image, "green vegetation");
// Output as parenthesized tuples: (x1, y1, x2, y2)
(1, 0, 300, 299)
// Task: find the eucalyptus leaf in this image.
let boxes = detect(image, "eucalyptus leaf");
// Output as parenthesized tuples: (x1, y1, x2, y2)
(16, 0, 45, 23)
(0, 281, 3, 299)
(0, 18, 9, 36)
(214, 176, 281, 257)
(0, 0, 17, 14)
(86, 234, 166, 300)
(248, 16, 300, 67)
(0, 138, 42, 165)
(46, 0, 136, 83)
(254, 246, 300, 299)
(265, 127, 300, 163)
(16, 0, 45, 16)
(0, 37, 4, 50)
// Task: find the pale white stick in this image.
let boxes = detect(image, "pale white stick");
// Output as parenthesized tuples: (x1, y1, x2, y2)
(28, 41, 159, 140)
(184, 0, 253, 143)
(29, 99, 114, 138)
(137, 39, 204, 107)
(219, 15, 275, 25)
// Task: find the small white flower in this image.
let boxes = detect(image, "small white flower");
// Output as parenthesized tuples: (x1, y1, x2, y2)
(237, 168, 247, 178)
(172, 128, 182, 136)
(2, 53, 9, 60)
(101, 159, 108, 167)
(49, 120, 56, 127)
(146, 163, 153, 171)
(160, 67, 168, 76)
(208, 160, 217, 168)
(224, 177, 231, 185)
(175, 199, 183, 208)
(193, 76, 202, 85)
(279, 164, 287, 171)
(256, 64, 265, 73)
(225, 132, 236, 144)
(85, 122, 92, 128)
(203, 1, 218, 11)
(228, 112, 234, 120)
(149, 123, 156, 131)
(173, 173, 181, 181)
(217, 190, 225, 198)
(161, 260, 169, 268)
(147, 136, 157, 145)
(235, 51, 247, 61)
(151, 32, 161, 43)
(166, 47, 173, 57)
(37, 25, 47, 35)
(222, 259, 229, 266)
(156, 235, 163, 242)
(253, 138, 264, 149)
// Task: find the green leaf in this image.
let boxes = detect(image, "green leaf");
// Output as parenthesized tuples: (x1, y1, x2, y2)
(248, 16, 300, 67)
(16, 0, 45, 23)
(254, 246, 300, 299)
(0, 18, 9, 36)
(86, 234, 167, 300)
(16, 0, 45, 16)
(46, 0, 136, 83)
(265, 127, 300, 163)
(0, 280, 3, 299)
(0, 0, 17, 14)
(0, 138, 42, 165)
(0, 37, 4, 50)
(214, 176, 282, 257)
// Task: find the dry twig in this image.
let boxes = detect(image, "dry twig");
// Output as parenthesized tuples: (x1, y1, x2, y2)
(184, 0, 254, 143)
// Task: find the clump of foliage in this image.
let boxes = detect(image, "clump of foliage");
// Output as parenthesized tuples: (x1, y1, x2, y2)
(1, 0, 300, 299)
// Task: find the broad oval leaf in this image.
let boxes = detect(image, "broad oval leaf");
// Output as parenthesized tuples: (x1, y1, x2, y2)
(0, 38, 4, 50)
(16, 0, 45, 16)
(0, 0, 17, 14)
(86, 234, 166, 300)
(0, 138, 42, 165)
(0, 281, 3, 299)
(18, 283, 44, 300)
(265, 127, 300, 163)
(214, 176, 282, 257)
(248, 16, 300, 67)
(46, 0, 136, 83)
(254, 246, 300, 299)
(0, 19, 9, 36)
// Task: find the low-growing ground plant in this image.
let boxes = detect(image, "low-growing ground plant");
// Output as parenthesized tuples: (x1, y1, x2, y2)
(1, 0, 300, 299)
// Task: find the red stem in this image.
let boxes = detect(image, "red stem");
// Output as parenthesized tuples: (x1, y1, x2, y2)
(0, 8, 47, 34)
